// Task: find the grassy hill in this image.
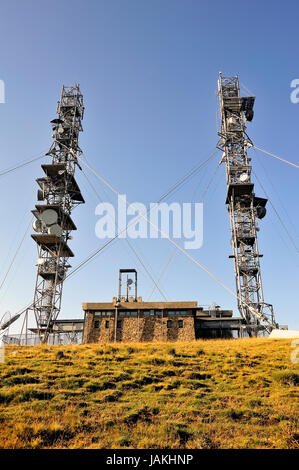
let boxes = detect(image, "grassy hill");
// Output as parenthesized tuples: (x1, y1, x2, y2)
(0, 338, 298, 449)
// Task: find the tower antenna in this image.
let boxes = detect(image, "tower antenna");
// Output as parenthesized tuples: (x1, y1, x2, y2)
(217, 73, 277, 334)
(30, 84, 85, 343)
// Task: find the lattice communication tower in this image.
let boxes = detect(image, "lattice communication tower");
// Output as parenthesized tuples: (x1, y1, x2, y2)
(30, 84, 85, 343)
(217, 73, 277, 334)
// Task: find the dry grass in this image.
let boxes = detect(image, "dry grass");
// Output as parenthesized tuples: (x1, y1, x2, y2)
(0, 338, 298, 449)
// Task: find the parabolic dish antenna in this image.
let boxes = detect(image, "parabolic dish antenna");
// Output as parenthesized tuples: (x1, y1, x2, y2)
(32, 219, 43, 232)
(41, 209, 58, 226)
(239, 173, 249, 182)
(48, 224, 62, 237)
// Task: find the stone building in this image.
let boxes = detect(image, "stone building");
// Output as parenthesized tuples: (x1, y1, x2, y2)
(82, 269, 243, 343)
(82, 298, 241, 343)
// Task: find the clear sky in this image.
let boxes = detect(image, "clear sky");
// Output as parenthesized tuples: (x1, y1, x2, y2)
(0, 0, 298, 333)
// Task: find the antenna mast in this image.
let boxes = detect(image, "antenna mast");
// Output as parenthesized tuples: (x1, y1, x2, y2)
(217, 73, 277, 334)
(30, 84, 85, 343)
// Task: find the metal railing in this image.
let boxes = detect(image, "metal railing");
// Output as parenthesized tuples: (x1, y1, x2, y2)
(2, 331, 83, 346)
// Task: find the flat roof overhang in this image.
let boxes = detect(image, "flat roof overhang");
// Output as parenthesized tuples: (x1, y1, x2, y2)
(82, 301, 199, 311)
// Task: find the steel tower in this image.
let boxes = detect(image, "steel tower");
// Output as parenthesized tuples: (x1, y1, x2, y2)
(31, 84, 85, 343)
(217, 73, 277, 334)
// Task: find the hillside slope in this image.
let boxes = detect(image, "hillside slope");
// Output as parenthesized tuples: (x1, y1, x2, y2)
(0, 338, 298, 449)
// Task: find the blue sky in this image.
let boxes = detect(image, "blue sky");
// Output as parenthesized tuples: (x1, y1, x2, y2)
(0, 0, 298, 332)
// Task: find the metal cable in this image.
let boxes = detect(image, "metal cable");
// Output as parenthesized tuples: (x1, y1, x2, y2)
(148, 159, 221, 300)
(66, 149, 219, 281)
(0, 217, 33, 292)
(253, 148, 299, 241)
(240, 82, 255, 96)
(147, 245, 177, 300)
(198, 162, 220, 203)
(0, 152, 46, 177)
(157, 150, 218, 202)
(252, 145, 299, 169)
(252, 169, 299, 254)
(81, 169, 168, 300)
(9, 146, 274, 328)
(76, 155, 274, 327)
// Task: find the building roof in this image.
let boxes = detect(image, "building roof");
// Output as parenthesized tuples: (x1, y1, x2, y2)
(82, 301, 198, 311)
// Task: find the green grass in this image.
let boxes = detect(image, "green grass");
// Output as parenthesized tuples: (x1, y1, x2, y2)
(0, 338, 298, 449)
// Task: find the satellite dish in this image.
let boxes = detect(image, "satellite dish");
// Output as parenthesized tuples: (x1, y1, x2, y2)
(41, 209, 58, 226)
(240, 173, 249, 182)
(37, 257, 47, 265)
(32, 219, 43, 232)
(127, 278, 133, 285)
(48, 224, 62, 237)
(58, 125, 64, 134)
(256, 206, 266, 219)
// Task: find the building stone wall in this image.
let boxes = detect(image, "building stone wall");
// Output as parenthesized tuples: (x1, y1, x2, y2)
(83, 312, 115, 343)
(83, 312, 195, 343)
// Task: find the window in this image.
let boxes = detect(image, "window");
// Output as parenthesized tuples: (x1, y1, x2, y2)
(105, 320, 109, 329)
(143, 310, 162, 317)
(143, 310, 154, 316)
(178, 320, 184, 329)
(119, 310, 138, 317)
(168, 310, 188, 316)
(94, 320, 100, 329)
(167, 320, 172, 329)
(94, 310, 113, 317)
(128, 311, 138, 317)
(117, 320, 122, 329)
(103, 311, 113, 316)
